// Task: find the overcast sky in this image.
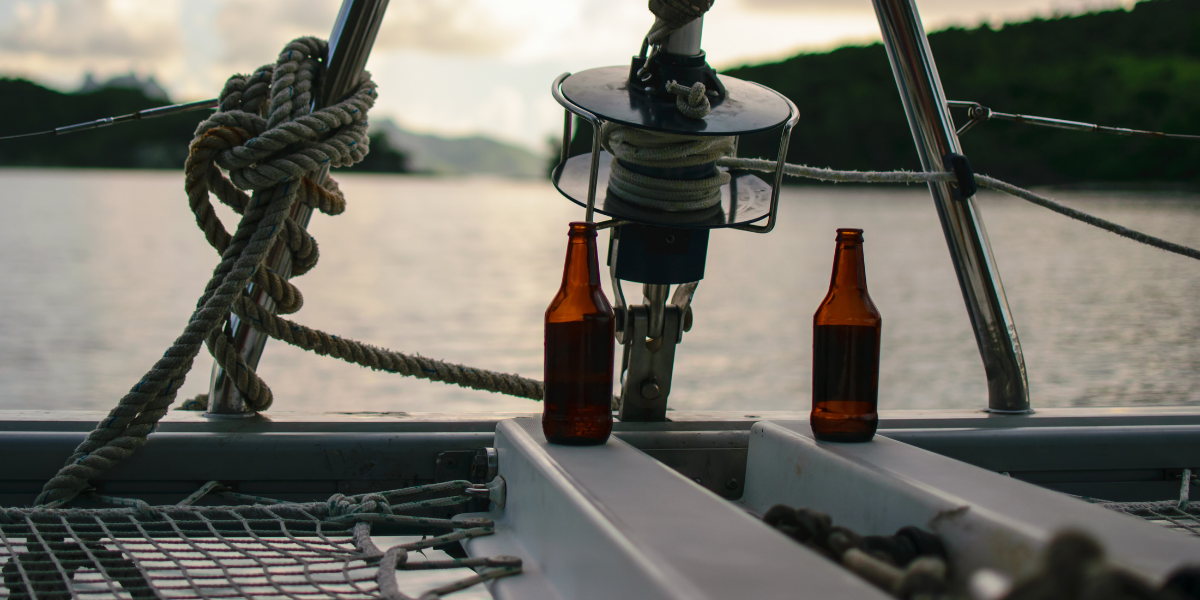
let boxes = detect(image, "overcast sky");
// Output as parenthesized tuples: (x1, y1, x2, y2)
(0, 0, 1130, 152)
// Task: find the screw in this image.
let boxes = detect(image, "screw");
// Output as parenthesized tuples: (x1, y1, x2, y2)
(665, 234, 675, 243)
(640, 380, 661, 399)
(725, 478, 739, 491)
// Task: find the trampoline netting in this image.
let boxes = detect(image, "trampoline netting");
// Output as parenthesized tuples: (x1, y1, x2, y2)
(0, 481, 518, 600)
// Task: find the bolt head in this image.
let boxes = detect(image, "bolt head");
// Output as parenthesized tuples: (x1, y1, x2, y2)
(640, 380, 661, 399)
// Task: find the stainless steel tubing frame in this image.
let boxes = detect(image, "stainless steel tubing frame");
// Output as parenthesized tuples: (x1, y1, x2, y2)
(872, 0, 1030, 412)
(663, 16, 704, 56)
(207, 0, 391, 416)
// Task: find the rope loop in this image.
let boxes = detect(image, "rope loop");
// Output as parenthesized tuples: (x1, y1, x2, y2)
(666, 80, 711, 119)
(182, 36, 378, 411)
(32, 37, 374, 507)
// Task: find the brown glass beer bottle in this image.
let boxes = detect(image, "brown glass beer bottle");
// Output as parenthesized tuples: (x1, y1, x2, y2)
(811, 228, 882, 443)
(543, 222, 615, 445)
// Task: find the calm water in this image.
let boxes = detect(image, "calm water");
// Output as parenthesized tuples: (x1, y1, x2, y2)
(2, 168, 1199, 413)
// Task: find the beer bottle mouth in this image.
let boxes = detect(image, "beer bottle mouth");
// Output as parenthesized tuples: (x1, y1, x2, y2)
(836, 228, 864, 241)
(569, 222, 598, 237)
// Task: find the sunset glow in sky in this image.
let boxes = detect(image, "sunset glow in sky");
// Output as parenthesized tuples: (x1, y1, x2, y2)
(0, 0, 1131, 151)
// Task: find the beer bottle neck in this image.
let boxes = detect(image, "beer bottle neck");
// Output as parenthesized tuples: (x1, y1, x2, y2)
(562, 223, 601, 289)
(830, 236, 867, 293)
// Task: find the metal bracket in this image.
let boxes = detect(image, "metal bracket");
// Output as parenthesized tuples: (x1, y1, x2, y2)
(473, 447, 498, 483)
(465, 476, 507, 509)
(618, 305, 683, 422)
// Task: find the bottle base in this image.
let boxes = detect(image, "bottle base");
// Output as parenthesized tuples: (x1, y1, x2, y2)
(542, 414, 612, 446)
(544, 434, 610, 446)
(811, 429, 877, 443)
(810, 401, 877, 443)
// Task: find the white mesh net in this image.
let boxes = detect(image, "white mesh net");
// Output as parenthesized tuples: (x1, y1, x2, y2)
(1087, 469, 1199, 539)
(0, 482, 518, 600)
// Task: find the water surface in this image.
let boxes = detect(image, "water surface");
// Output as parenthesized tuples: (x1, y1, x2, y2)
(2, 168, 1198, 413)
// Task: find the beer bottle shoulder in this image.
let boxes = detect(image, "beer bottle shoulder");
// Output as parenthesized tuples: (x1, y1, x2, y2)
(814, 288, 881, 327)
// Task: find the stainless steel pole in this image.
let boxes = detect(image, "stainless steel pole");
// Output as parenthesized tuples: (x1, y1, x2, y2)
(871, 0, 1031, 412)
(663, 16, 703, 56)
(207, 0, 390, 416)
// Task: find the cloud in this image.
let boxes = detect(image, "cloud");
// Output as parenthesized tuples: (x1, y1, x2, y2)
(0, 0, 180, 60)
(211, 0, 514, 76)
(374, 0, 515, 56)
(214, 0, 340, 70)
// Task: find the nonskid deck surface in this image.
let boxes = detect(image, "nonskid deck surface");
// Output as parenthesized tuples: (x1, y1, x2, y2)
(0, 409, 1196, 599)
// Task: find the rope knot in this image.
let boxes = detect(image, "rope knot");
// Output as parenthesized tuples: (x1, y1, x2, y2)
(329, 493, 394, 517)
(328, 493, 353, 516)
(666, 80, 711, 119)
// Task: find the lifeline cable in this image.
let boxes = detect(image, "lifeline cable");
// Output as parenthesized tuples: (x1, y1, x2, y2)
(721, 157, 1200, 262)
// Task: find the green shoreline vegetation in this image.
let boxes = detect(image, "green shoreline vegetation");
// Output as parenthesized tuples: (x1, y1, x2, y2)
(724, 0, 1199, 187)
(564, 0, 1198, 187)
(0, 79, 410, 174)
(2, 0, 1198, 185)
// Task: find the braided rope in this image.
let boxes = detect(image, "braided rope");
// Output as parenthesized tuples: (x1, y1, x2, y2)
(231, 296, 543, 399)
(35, 38, 542, 508)
(665, 80, 711, 119)
(602, 122, 733, 210)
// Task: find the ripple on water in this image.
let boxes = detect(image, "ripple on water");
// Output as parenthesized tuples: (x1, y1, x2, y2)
(1, 168, 1198, 412)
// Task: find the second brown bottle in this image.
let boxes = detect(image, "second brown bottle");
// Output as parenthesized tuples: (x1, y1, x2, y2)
(543, 222, 615, 445)
(811, 228, 882, 443)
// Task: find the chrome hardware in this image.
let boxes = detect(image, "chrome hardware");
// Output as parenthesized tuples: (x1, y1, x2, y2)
(474, 447, 499, 483)
(552, 20, 798, 422)
(644, 284, 670, 340)
(465, 476, 506, 509)
(872, 0, 1030, 413)
(663, 17, 704, 56)
(207, 0, 390, 417)
(619, 305, 683, 422)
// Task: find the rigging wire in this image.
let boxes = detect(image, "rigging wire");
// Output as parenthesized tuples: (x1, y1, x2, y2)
(948, 100, 1200, 140)
(0, 98, 219, 141)
(6, 96, 1196, 145)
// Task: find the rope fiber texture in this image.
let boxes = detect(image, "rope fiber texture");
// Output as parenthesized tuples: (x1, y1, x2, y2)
(665, 80, 712, 119)
(602, 122, 734, 211)
(35, 38, 542, 509)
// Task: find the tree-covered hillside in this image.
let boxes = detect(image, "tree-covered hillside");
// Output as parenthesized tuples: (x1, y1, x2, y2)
(0, 78, 408, 173)
(724, 0, 1200, 186)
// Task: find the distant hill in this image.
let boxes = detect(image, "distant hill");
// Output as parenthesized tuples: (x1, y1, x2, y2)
(0, 79, 541, 177)
(372, 119, 545, 178)
(0, 78, 198, 169)
(78, 72, 169, 101)
(721, 0, 1200, 186)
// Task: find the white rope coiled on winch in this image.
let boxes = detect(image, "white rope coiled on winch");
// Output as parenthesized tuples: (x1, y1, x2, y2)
(602, 122, 734, 211)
